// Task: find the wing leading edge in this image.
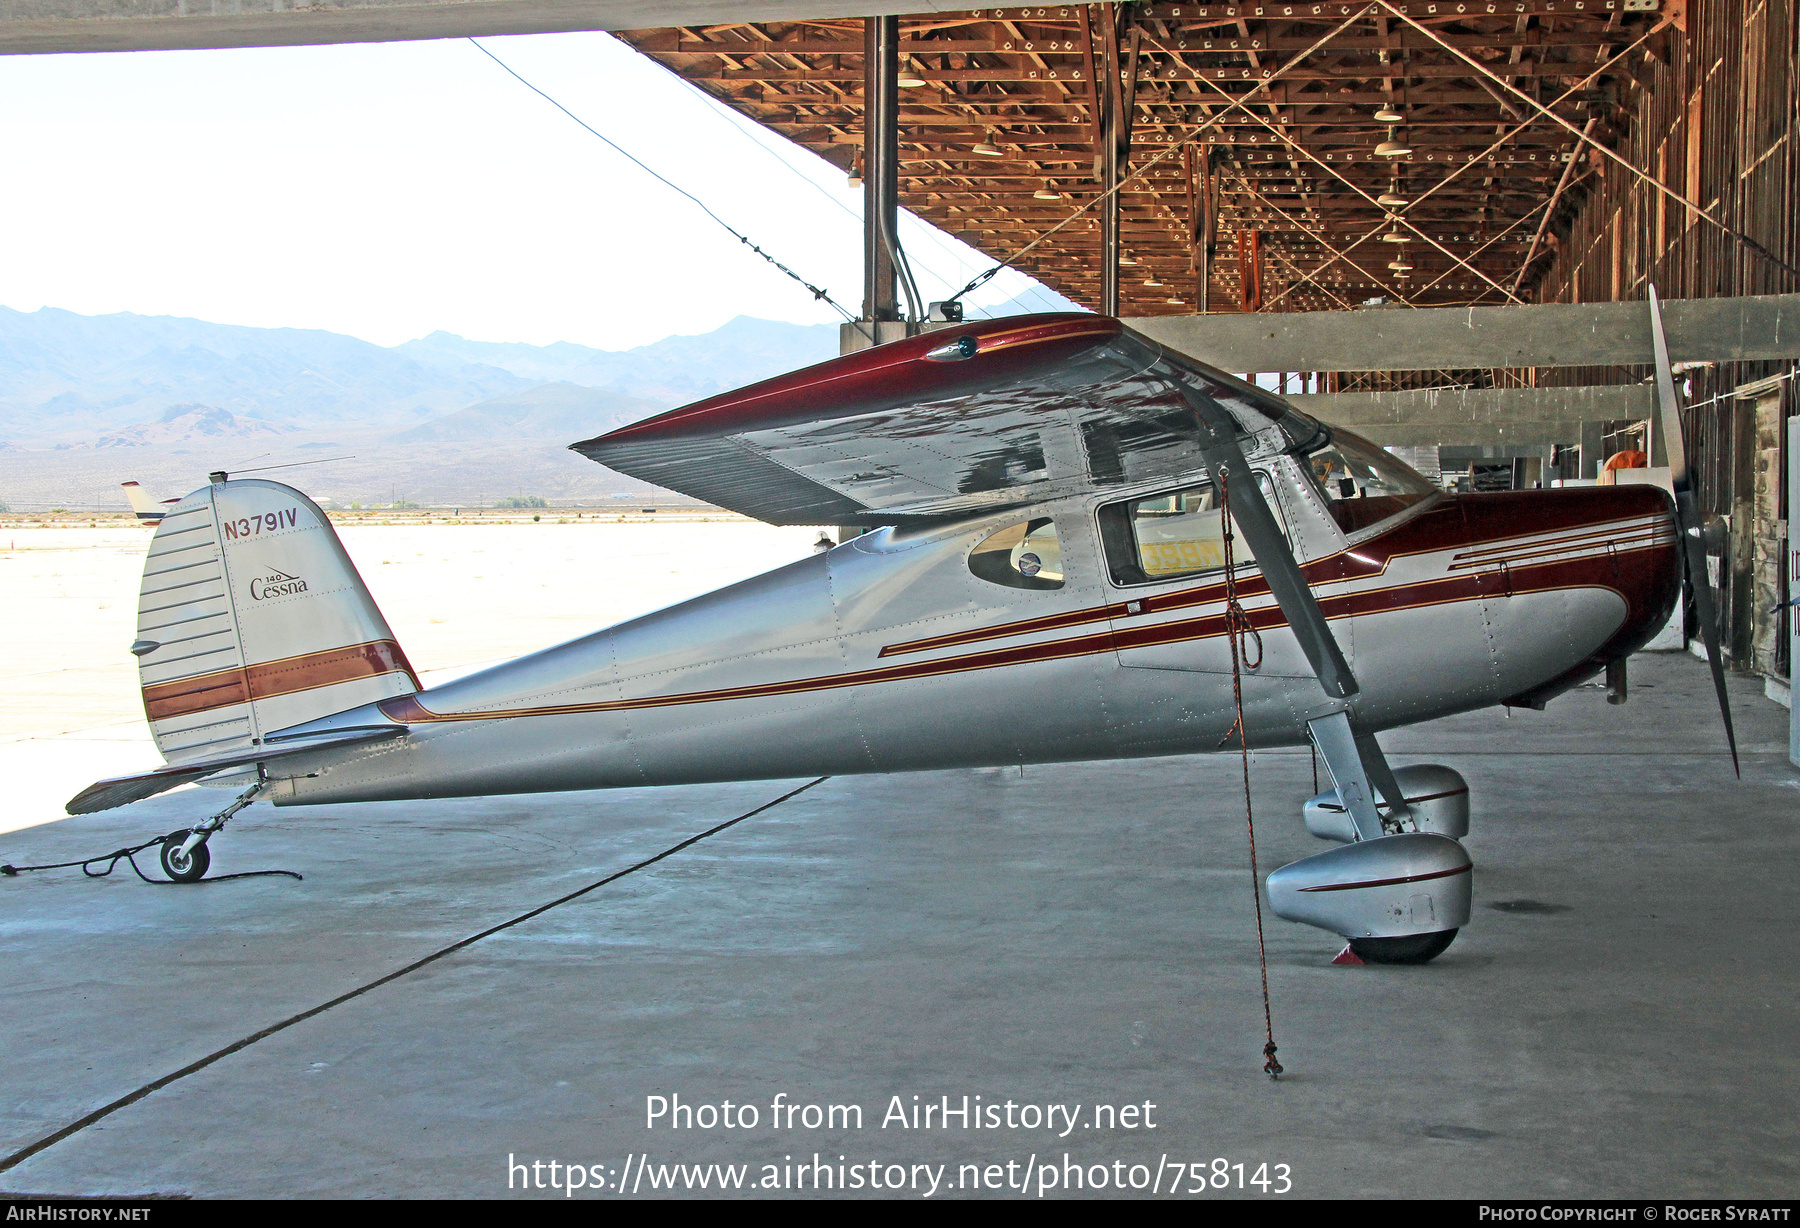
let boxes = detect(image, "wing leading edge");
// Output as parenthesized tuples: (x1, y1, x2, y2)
(571, 314, 1325, 525)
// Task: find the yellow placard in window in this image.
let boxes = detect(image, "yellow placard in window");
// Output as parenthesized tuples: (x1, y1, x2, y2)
(1139, 539, 1227, 576)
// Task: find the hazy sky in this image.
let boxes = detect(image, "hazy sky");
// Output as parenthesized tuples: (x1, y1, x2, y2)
(0, 32, 1075, 350)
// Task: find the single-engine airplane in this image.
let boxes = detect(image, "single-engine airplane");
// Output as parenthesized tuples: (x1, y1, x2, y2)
(65, 290, 1734, 964)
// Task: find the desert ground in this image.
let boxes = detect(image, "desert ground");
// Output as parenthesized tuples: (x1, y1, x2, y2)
(0, 514, 824, 835)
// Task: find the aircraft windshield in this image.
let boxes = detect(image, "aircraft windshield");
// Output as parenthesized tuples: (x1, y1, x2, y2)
(1302, 429, 1438, 536)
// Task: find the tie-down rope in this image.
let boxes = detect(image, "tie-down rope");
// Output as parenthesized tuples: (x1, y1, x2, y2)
(1218, 471, 1283, 1081)
(1, 831, 300, 884)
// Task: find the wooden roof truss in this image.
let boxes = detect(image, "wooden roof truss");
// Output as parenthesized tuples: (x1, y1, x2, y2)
(618, 0, 1678, 315)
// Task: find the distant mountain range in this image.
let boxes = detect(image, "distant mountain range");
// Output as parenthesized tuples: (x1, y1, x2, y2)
(0, 308, 520, 443)
(392, 316, 846, 410)
(384, 383, 666, 445)
(75, 404, 295, 449)
(0, 306, 845, 446)
(0, 295, 1076, 508)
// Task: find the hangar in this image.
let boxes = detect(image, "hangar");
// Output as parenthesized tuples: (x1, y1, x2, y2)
(1, 0, 1796, 1201)
(10, 0, 1788, 685)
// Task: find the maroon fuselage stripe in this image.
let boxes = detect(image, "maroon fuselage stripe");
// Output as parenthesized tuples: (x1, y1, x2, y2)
(880, 495, 1674, 658)
(1295, 863, 1473, 893)
(144, 640, 418, 721)
(377, 537, 1673, 726)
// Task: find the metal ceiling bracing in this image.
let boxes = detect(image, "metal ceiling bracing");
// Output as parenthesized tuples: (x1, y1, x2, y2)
(618, 0, 1678, 317)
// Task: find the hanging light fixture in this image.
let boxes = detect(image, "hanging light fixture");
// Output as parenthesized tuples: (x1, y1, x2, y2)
(1387, 259, 1413, 271)
(971, 141, 1005, 157)
(897, 62, 927, 87)
(1376, 192, 1409, 207)
(1034, 181, 1063, 200)
(1118, 256, 1139, 266)
(1381, 229, 1412, 243)
(1374, 139, 1413, 158)
(1374, 103, 1404, 123)
(1143, 277, 1165, 287)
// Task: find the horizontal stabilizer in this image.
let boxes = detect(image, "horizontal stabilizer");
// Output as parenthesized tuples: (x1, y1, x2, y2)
(65, 726, 405, 815)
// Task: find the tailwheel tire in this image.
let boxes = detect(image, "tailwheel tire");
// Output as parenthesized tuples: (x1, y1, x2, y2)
(1348, 929, 1457, 965)
(160, 830, 210, 883)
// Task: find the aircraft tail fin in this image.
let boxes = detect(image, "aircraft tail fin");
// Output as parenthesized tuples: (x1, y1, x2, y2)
(121, 480, 174, 522)
(131, 476, 420, 766)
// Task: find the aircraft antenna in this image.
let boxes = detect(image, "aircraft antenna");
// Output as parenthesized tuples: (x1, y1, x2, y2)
(227, 455, 357, 475)
(1218, 471, 1284, 1081)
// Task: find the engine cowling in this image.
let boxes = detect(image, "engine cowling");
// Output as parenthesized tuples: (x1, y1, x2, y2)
(1304, 763, 1469, 842)
(1266, 832, 1471, 940)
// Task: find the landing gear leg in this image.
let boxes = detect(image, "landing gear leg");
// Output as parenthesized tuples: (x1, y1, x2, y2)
(160, 776, 264, 884)
(1266, 715, 1468, 964)
(1305, 711, 1411, 838)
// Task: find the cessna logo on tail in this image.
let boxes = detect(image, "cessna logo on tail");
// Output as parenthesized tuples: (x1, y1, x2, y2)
(249, 568, 309, 601)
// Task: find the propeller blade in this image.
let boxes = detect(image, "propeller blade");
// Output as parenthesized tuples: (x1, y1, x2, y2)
(1649, 287, 1689, 490)
(1679, 513, 1740, 775)
(1648, 286, 1739, 776)
(1175, 379, 1360, 700)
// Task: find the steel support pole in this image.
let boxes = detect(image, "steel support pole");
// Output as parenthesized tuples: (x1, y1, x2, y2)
(863, 16, 900, 324)
(1098, 7, 1122, 317)
(1200, 145, 1213, 313)
(1102, 132, 1121, 316)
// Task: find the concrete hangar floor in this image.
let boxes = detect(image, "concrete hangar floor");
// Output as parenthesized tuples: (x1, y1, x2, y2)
(0, 654, 1791, 1199)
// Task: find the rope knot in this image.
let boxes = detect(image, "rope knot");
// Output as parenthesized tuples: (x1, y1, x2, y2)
(1224, 597, 1264, 671)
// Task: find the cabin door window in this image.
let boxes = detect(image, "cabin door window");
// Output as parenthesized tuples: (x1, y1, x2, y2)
(1096, 474, 1283, 587)
(1101, 475, 1320, 677)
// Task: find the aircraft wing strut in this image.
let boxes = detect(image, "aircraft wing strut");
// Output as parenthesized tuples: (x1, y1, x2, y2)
(1173, 376, 1359, 702)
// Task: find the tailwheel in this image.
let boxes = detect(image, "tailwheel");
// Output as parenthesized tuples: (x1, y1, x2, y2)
(1347, 929, 1457, 965)
(159, 830, 211, 883)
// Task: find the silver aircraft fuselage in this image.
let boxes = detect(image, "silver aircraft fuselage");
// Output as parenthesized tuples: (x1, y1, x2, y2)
(270, 464, 1677, 808)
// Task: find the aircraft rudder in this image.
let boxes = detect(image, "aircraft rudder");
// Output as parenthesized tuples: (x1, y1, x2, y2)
(121, 480, 166, 521)
(133, 477, 419, 765)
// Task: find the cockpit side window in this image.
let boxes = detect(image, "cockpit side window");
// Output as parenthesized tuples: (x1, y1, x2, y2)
(1097, 474, 1285, 587)
(969, 517, 1064, 590)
